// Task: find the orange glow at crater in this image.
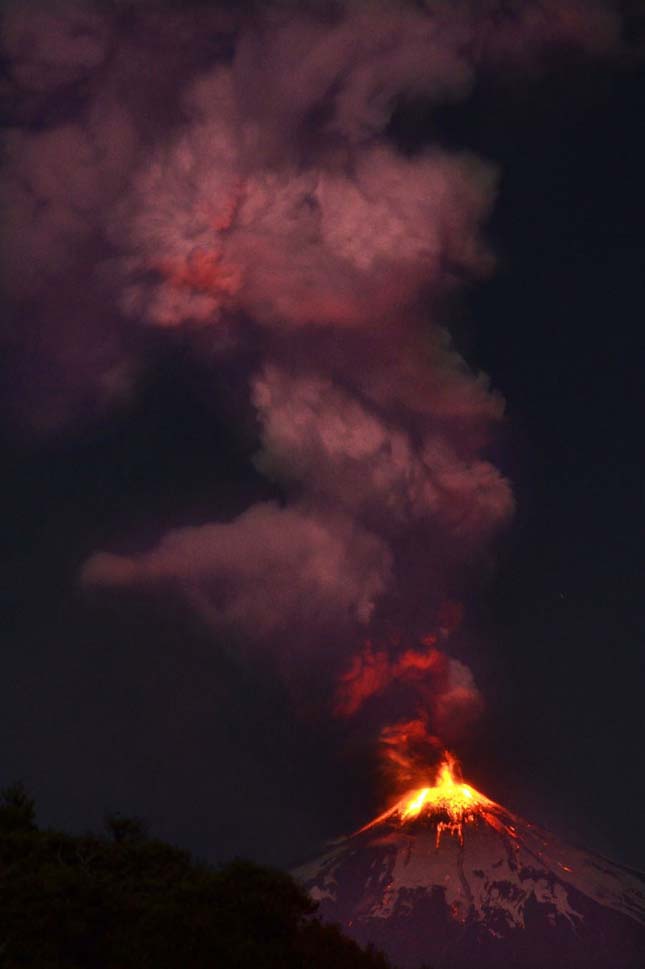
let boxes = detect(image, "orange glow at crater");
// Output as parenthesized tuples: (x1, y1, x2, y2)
(358, 751, 497, 847)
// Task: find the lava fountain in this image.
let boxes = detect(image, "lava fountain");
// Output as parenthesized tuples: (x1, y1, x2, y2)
(358, 751, 498, 846)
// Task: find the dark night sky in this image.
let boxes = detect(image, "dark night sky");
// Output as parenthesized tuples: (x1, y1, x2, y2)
(451, 60, 645, 865)
(2, 5, 645, 873)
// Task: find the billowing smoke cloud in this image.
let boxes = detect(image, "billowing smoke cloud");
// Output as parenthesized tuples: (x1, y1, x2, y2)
(83, 501, 391, 638)
(253, 366, 513, 537)
(379, 718, 445, 791)
(2, 0, 111, 93)
(114, 131, 497, 329)
(333, 636, 482, 730)
(2, 1, 627, 775)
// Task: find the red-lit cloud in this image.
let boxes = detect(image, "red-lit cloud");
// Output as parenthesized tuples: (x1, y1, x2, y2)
(81, 502, 392, 640)
(1, 0, 627, 748)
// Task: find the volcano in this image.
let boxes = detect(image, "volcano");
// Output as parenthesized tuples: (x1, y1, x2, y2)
(293, 756, 645, 969)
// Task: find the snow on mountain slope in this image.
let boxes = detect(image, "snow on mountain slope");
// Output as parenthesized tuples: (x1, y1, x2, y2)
(294, 794, 645, 968)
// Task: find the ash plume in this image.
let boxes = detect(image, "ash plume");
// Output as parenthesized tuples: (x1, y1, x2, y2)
(1, 1, 628, 761)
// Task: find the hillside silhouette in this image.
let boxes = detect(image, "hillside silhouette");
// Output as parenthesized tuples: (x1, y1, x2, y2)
(0, 783, 396, 969)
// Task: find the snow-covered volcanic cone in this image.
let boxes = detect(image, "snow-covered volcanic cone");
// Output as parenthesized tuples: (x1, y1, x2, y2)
(293, 757, 645, 968)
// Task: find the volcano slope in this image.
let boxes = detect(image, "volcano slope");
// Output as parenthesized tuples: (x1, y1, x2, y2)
(293, 773, 645, 969)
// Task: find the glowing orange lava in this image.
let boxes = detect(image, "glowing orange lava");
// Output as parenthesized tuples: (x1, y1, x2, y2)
(358, 752, 495, 846)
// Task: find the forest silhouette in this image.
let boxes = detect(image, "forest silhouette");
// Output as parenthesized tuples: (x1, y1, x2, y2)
(0, 782, 402, 969)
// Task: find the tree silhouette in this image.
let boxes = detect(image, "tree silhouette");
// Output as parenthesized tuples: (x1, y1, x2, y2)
(0, 787, 396, 969)
(0, 782, 36, 833)
(104, 811, 147, 844)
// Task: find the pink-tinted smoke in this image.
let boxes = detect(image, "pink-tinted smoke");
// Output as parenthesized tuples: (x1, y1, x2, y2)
(1, 0, 627, 745)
